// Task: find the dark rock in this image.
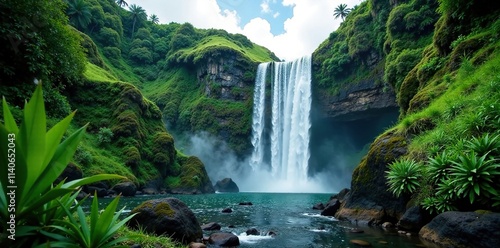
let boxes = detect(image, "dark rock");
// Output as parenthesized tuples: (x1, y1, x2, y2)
(130, 244, 141, 248)
(188, 242, 206, 248)
(142, 187, 159, 195)
(208, 232, 240, 247)
(349, 228, 364, 233)
(228, 225, 235, 228)
(127, 198, 202, 244)
(336, 188, 350, 202)
(214, 178, 239, 193)
(246, 228, 259, 235)
(350, 239, 371, 246)
(201, 222, 221, 231)
(312, 202, 325, 210)
(85, 186, 108, 197)
(321, 199, 340, 216)
(267, 231, 277, 237)
(312, 70, 397, 122)
(239, 201, 253, 205)
(221, 207, 233, 213)
(76, 191, 88, 200)
(419, 211, 500, 248)
(112, 181, 136, 197)
(55, 162, 82, 184)
(397, 206, 431, 232)
(381, 222, 393, 229)
(90, 181, 109, 190)
(335, 131, 408, 225)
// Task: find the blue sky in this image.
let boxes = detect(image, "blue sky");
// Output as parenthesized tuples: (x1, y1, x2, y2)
(216, 0, 293, 35)
(127, 0, 363, 60)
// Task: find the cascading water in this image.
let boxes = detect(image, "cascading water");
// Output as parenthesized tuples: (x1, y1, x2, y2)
(249, 56, 313, 191)
(249, 62, 269, 171)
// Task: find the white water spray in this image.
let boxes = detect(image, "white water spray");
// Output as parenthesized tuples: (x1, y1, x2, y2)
(249, 56, 317, 192)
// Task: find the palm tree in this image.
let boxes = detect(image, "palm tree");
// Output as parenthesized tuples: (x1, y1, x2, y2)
(149, 14, 159, 24)
(333, 3, 351, 21)
(116, 0, 128, 7)
(129, 4, 147, 38)
(66, 0, 92, 30)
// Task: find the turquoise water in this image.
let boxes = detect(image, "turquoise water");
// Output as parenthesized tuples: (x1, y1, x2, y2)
(93, 193, 427, 247)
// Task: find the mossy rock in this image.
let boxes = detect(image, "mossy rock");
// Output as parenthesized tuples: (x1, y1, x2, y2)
(123, 146, 141, 168)
(447, 33, 490, 71)
(397, 67, 420, 116)
(170, 156, 214, 194)
(127, 198, 202, 244)
(433, 15, 458, 56)
(339, 131, 408, 224)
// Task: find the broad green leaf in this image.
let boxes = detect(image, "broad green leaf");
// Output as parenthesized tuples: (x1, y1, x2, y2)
(30, 124, 87, 197)
(18, 84, 46, 192)
(17, 188, 74, 220)
(2, 97, 19, 134)
(90, 193, 100, 244)
(474, 184, 480, 195)
(63, 174, 125, 189)
(94, 196, 121, 244)
(43, 111, 76, 172)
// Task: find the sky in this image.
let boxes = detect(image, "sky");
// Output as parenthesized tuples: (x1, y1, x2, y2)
(126, 0, 363, 61)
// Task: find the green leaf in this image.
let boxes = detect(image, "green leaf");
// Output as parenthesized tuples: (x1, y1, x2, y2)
(2, 97, 19, 134)
(30, 124, 87, 197)
(18, 84, 47, 192)
(43, 111, 76, 172)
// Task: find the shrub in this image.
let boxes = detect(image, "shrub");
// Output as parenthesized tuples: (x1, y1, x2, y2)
(385, 158, 424, 197)
(449, 152, 500, 204)
(103, 46, 121, 60)
(97, 127, 114, 145)
(98, 27, 121, 47)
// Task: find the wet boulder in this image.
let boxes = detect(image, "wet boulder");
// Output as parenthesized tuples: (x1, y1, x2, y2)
(209, 232, 240, 246)
(419, 211, 500, 248)
(127, 197, 202, 244)
(112, 181, 137, 197)
(214, 178, 239, 192)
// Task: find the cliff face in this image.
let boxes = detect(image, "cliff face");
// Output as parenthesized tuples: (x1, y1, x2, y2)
(196, 54, 252, 101)
(314, 76, 397, 121)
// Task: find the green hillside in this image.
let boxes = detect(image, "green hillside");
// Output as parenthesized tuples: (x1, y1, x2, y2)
(314, 0, 500, 219)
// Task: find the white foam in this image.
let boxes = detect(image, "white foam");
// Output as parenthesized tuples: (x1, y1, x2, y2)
(237, 232, 274, 244)
(301, 213, 337, 221)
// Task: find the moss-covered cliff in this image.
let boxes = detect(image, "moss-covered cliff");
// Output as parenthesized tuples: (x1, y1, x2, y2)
(314, 0, 500, 224)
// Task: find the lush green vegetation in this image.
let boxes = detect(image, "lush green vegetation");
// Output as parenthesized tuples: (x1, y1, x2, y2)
(0, 85, 129, 246)
(315, 0, 500, 215)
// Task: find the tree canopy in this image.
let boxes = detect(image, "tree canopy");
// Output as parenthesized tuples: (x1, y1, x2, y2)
(334, 3, 351, 21)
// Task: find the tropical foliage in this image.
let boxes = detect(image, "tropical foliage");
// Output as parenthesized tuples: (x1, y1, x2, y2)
(385, 158, 423, 197)
(333, 4, 351, 21)
(0, 84, 126, 246)
(66, 0, 92, 30)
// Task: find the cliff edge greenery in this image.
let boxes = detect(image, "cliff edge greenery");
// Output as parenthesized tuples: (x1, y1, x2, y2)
(314, 0, 500, 220)
(0, 0, 276, 192)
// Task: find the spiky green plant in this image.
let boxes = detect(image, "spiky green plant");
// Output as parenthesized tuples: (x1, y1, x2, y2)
(386, 158, 424, 197)
(0, 84, 124, 246)
(427, 151, 454, 184)
(449, 152, 500, 204)
(43, 194, 136, 248)
(422, 195, 458, 214)
(465, 133, 500, 157)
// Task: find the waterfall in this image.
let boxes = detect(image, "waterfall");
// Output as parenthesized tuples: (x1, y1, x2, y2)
(249, 62, 269, 171)
(249, 55, 312, 188)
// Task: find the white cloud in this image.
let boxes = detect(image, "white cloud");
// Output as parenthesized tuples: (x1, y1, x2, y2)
(127, 0, 363, 61)
(260, 0, 271, 13)
(273, 12, 280, 18)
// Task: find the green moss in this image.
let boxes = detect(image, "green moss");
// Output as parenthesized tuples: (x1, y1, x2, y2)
(154, 202, 175, 218)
